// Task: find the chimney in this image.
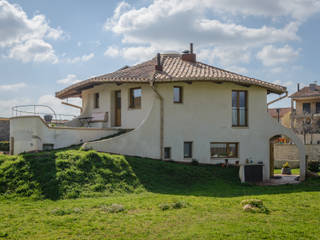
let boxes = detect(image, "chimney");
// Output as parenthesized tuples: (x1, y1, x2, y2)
(181, 43, 196, 62)
(310, 83, 317, 91)
(155, 53, 162, 71)
(297, 83, 300, 92)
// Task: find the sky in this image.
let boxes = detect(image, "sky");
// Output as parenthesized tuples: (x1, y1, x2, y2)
(1, 0, 320, 117)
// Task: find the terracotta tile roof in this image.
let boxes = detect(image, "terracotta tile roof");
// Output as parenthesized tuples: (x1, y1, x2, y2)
(290, 85, 320, 98)
(56, 54, 286, 99)
(268, 107, 291, 118)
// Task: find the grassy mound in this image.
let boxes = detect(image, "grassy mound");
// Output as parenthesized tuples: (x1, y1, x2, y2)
(0, 150, 141, 199)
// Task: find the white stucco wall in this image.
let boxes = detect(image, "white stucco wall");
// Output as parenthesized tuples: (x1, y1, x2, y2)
(10, 116, 119, 155)
(83, 82, 306, 181)
(81, 83, 153, 129)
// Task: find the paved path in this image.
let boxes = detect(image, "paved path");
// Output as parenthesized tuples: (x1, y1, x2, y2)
(259, 174, 300, 186)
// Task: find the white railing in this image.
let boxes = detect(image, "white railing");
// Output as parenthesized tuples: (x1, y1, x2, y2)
(11, 105, 77, 122)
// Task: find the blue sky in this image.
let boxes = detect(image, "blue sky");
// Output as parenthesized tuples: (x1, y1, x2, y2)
(1, 0, 320, 117)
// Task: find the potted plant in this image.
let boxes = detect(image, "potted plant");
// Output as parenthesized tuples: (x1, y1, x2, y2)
(281, 162, 292, 175)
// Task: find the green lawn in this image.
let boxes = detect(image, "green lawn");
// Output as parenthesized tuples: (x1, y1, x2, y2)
(1, 151, 320, 239)
(274, 168, 301, 175)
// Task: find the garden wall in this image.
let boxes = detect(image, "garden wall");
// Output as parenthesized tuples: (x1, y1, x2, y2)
(274, 144, 320, 168)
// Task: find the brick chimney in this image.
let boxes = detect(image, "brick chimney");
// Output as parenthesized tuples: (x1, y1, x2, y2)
(181, 43, 196, 62)
(155, 53, 162, 71)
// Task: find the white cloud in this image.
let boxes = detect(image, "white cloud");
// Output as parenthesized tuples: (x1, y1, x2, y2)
(0, 0, 62, 63)
(57, 74, 81, 85)
(104, 45, 156, 62)
(103, 0, 310, 66)
(66, 53, 94, 64)
(257, 45, 300, 66)
(105, 1, 300, 49)
(37, 95, 81, 118)
(273, 79, 294, 87)
(198, 47, 250, 66)
(8, 39, 58, 63)
(0, 82, 26, 91)
(0, 97, 32, 117)
(104, 46, 120, 57)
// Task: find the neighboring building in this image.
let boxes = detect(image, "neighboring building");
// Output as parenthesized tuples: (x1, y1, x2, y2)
(290, 83, 320, 144)
(268, 108, 291, 128)
(10, 44, 306, 182)
(0, 118, 9, 141)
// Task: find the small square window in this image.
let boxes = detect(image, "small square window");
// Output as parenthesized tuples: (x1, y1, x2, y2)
(94, 93, 100, 109)
(174, 86, 183, 103)
(164, 147, 171, 159)
(129, 88, 142, 109)
(184, 142, 192, 158)
(43, 144, 54, 151)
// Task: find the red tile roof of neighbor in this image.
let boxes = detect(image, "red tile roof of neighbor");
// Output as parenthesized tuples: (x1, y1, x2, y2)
(56, 53, 287, 99)
(290, 85, 320, 98)
(268, 108, 291, 118)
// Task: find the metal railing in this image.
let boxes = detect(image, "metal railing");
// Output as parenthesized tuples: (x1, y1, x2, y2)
(11, 105, 77, 122)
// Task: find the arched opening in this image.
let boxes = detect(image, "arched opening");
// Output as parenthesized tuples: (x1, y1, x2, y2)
(269, 134, 303, 184)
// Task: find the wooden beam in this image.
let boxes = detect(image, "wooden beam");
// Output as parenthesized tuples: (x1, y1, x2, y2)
(62, 101, 83, 111)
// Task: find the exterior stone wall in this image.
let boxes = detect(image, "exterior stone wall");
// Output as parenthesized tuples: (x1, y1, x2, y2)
(0, 119, 9, 141)
(274, 143, 320, 168)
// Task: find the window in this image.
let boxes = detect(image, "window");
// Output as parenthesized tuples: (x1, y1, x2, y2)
(232, 90, 248, 127)
(164, 147, 171, 159)
(129, 88, 141, 109)
(316, 102, 320, 113)
(303, 103, 311, 114)
(94, 93, 100, 109)
(184, 142, 192, 158)
(174, 86, 183, 103)
(210, 142, 238, 158)
(43, 144, 54, 151)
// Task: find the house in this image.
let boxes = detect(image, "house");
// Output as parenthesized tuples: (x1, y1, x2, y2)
(10, 44, 306, 182)
(268, 108, 291, 128)
(0, 118, 9, 141)
(290, 83, 320, 144)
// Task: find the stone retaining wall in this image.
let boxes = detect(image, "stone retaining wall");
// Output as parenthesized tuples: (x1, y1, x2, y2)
(274, 144, 320, 168)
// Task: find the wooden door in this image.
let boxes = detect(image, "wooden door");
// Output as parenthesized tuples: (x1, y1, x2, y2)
(115, 90, 121, 126)
(269, 142, 274, 178)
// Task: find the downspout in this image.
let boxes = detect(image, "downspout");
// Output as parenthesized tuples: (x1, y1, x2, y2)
(150, 81, 164, 160)
(267, 91, 288, 106)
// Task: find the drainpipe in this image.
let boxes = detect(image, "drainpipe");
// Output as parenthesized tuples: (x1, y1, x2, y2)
(150, 82, 164, 160)
(267, 91, 288, 106)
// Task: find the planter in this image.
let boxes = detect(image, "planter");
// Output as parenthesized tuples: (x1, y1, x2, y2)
(281, 167, 292, 175)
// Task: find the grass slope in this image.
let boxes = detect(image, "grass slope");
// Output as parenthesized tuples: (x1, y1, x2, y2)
(0, 149, 141, 199)
(1, 149, 320, 239)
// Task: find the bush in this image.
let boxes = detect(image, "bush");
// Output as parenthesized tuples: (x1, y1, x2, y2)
(282, 162, 290, 169)
(159, 201, 189, 211)
(101, 204, 125, 213)
(308, 161, 320, 173)
(0, 141, 9, 152)
(240, 199, 269, 214)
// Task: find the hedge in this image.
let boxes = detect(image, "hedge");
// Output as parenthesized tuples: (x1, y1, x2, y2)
(0, 141, 9, 152)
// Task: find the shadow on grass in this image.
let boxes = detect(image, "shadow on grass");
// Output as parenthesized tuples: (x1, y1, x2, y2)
(125, 156, 320, 198)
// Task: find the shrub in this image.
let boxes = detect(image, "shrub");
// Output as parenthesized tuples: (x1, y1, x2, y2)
(308, 161, 320, 173)
(101, 204, 125, 213)
(159, 203, 170, 211)
(191, 159, 199, 165)
(159, 201, 189, 210)
(240, 199, 269, 214)
(0, 141, 9, 152)
(282, 162, 290, 169)
(51, 208, 72, 216)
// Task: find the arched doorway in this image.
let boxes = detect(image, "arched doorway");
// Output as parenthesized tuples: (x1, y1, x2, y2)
(269, 134, 306, 183)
